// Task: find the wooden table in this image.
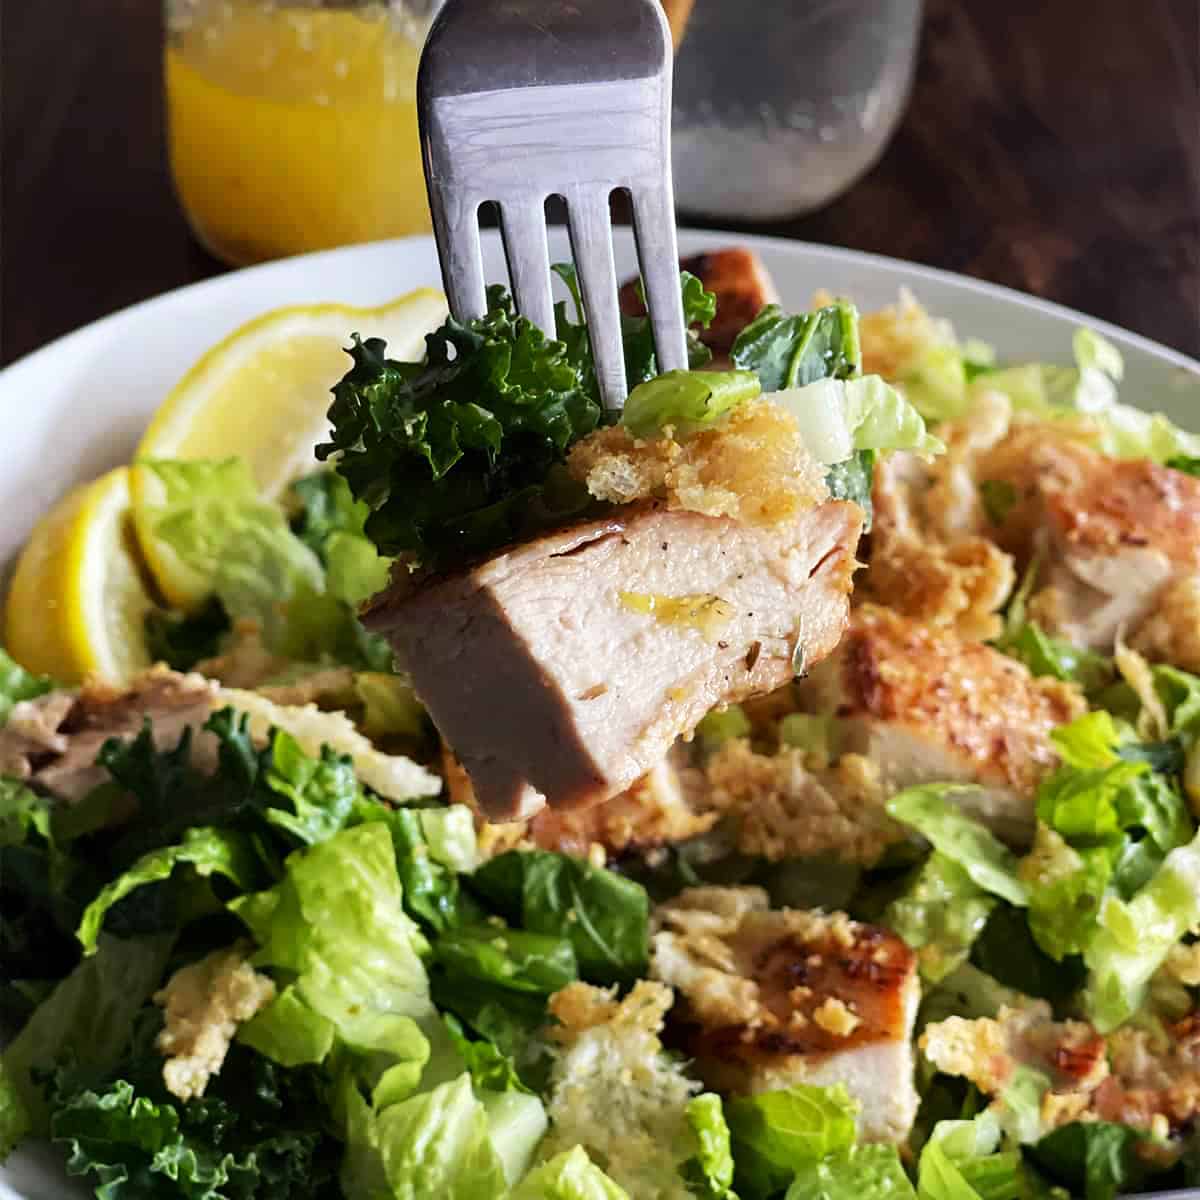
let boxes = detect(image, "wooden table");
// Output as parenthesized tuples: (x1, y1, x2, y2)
(4, 0, 1198, 366)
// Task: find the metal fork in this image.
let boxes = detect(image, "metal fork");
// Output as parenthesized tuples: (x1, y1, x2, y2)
(417, 0, 688, 410)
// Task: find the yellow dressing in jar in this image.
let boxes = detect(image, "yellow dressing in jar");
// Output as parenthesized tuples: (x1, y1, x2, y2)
(165, 1, 431, 266)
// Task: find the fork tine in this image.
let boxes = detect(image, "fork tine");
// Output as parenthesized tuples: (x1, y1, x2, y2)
(428, 189, 488, 322)
(631, 184, 689, 373)
(565, 188, 627, 410)
(499, 199, 555, 338)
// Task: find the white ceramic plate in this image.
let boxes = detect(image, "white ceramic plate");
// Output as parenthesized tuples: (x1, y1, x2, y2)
(2, 229, 1199, 1200)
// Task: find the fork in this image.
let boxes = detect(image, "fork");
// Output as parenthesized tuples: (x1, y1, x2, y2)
(417, 0, 689, 410)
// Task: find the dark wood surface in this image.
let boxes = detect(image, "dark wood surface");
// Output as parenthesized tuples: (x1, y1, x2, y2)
(4, 0, 1198, 365)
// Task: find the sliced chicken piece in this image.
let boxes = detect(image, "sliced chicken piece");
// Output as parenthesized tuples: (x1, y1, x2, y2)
(618, 246, 779, 357)
(0, 666, 219, 801)
(444, 741, 718, 861)
(1017, 442, 1200, 651)
(797, 605, 1086, 844)
(0, 666, 441, 805)
(651, 886, 920, 1143)
(364, 499, 863, 820)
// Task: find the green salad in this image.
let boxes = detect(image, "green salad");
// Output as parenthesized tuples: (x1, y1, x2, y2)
(5, 262, 1200, 1200)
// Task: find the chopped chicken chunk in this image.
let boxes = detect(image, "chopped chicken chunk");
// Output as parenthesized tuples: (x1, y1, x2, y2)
(0, 666, 440, 805)
(798, 605, 1086, 843)
(154, 944, 276, 1101)
(365, 499, 862, 820)
(619, 247, 780, 357)
(650, 886, 920, 1143)
(923, 1004, 1200, 1142)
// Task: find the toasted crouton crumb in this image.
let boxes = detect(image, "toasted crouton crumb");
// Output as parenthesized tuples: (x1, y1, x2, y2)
(813, 997, 861, 1037)
(154, 944, 276, 1101)
(567, 397, 829, 526)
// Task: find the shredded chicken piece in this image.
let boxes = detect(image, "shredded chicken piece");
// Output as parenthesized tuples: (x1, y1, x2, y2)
(567, 397, 829, 526)
(154, 944, 276, 1101)
(703, 740, 900, 864)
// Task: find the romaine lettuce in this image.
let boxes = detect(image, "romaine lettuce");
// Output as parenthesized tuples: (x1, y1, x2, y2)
(509, 1146, 631, 1200)
(684, 1094, 738, 1199)
(1083, 824, 1200, 1031)
(232, 823, 435, 1093)
(0, 648, 54, 726)
(731, 302, 861, 393)
(885, 786, 1028, 906)
(620, 369, 762, 439)
(725, 1083, 859, 1198)
(469, 850, 649, 985)
(884, 854, 997, 982)
(786, 1144, 915, 1200)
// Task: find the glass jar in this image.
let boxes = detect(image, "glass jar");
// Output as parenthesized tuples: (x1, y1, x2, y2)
(670, 0, 923, 222)
(165, 0, 441, 266)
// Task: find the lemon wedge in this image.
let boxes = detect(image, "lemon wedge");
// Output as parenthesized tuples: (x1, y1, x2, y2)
(133, 288, 448, 498)
(130, 288, 446, 609)
(5, 468, 156, 685)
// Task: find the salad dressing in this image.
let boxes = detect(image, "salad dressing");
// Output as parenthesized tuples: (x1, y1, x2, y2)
(165, 1, 428, 265)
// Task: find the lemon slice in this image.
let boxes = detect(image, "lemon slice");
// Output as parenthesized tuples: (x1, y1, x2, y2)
(4, 468, 156, 685)
(130, 288, 446, 609)
(134, 288, 448, 498)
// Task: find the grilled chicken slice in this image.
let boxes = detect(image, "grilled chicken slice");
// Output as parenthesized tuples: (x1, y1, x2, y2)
(0, 666, 440, 804)
(1013, 441, 1200, 652)
(618, 246, 779, 357)
(651, 886, 920, 1143)
(797, 605, 1086, 843)
(365, 499, 862, 821)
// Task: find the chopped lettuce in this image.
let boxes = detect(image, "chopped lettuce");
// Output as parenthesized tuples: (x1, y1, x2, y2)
(0, 647, 54, 725)
(432, 923, 577, 995)
(469, 850, 649, 985)
(731, 302, 861, 393)
(886, 786, 1028, 906)
(290, 470, 393, 607)
(1028, 1121, 1147, 1200)
(344, 1073, 509, 1199)
(787, 1144, 915, 1200)
(232, 823, 434, 1090)
(1, 934, 173, 1139)
(133, 457, 388, 668)
(773, 376, 943, 465)
(695, 704, 752, 757)
(916, 1113, 1022, 1200)
(510, 1146, 631, 1200)
(76, 825, 257, 955)
(726, 1084, 859, 1199)
(884, 853, 997, 982)
(1083, 824, 1200, 1031)
(684, 1094, 738, 1199)
(620, 369, 762, 439)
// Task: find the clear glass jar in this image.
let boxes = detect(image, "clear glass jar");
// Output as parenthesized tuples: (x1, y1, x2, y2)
(165, 0, 441, 266)
(670, 0, 923, 222)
